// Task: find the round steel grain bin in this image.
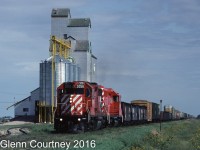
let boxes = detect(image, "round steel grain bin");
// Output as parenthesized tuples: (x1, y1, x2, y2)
(69, 63, 74, 82)
(55, 60, 65, 88)
(65, 61, 70, 81)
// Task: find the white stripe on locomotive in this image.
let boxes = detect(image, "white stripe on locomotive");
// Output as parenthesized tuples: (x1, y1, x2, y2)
(71, 96, 82, 112)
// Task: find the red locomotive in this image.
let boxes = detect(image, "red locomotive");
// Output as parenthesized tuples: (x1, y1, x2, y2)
(54, 81, 122, 132)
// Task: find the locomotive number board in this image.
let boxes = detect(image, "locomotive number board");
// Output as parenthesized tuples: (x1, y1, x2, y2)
(76, 82, 84, 88)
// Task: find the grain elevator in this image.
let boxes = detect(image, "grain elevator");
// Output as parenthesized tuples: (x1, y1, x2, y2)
(11, 8, 97, 123)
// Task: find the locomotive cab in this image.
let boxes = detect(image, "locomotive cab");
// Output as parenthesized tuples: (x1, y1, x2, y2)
(54, 81, 95, 132)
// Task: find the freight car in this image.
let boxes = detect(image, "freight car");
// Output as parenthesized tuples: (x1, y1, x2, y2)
(160, 111, 172, 121)
(131, 100, 160, 122)
(121, 102, 146, 125)
(54, 81, 191, 133)
(164, 105, 177, 120)
(164, 105, 190, 120)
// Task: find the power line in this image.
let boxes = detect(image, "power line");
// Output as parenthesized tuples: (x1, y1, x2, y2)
(0, 92, 28, 96)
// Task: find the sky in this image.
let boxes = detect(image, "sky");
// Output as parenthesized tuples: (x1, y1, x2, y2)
(0, 0, 200, 117)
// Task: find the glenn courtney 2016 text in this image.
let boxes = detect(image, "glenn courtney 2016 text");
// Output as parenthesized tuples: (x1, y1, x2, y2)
(0, 139, 96, 149)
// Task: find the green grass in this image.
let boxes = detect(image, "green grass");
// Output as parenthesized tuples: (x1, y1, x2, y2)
(1, 119, 200, 150)
(131, 119, 200, 150)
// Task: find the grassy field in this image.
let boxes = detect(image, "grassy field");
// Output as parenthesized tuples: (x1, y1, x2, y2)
(0, 119, 200, 150)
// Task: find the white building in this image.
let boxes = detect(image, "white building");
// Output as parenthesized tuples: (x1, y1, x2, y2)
(10, 88, 40, 117)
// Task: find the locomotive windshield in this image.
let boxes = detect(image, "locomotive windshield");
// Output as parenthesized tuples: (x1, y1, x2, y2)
(64, 82, 85, 94)
(65, 88, 84, 94)
(113, 96, 119, 102)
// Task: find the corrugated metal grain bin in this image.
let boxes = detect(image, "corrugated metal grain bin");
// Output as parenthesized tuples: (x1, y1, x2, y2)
(121, 102, 132, 122)
(39, 60, 52, 106)
(39, 55, 80, 107)
(69, 63, 74, 81)
(75, 65, 80, 81)
(55, 60, 66, 88)
(65, 62, 70, 81)
(72, 64, 80, 81)
(131, 100, 159, 122)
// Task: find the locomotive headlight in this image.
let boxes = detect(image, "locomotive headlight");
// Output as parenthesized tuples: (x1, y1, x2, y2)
(60, 118, 63, 122)
(70, 100, 72, 103)
(78, 118, 81, 121)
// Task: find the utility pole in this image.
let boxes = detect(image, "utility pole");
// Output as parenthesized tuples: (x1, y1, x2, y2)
(160, 99, 162, 132)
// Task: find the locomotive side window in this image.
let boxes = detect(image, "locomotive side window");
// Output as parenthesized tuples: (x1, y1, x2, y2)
(86, 88, 91, 97)
(113, 96, 119, 102)
(98, 89, 102, 96)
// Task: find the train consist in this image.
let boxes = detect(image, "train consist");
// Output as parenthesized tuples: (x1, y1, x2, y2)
(54, 81, 191, 132)
(161, 105, 192, 121)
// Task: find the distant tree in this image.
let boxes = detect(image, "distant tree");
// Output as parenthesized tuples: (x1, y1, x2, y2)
(197, 115, 200, 119)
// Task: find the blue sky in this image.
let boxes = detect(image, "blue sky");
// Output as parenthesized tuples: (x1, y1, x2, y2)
(0, 0, 200, 117)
